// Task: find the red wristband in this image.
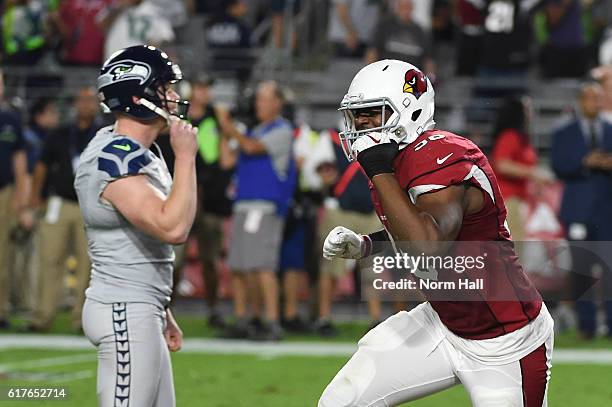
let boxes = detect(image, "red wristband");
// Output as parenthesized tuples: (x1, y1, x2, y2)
(361, 234, 372, 258)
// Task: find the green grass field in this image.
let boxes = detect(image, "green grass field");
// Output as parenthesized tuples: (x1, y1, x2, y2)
(1, 312, 611, 406)
(1, 350, 612, 406)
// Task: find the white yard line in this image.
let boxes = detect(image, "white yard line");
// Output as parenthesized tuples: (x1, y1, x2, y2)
(0, 354, 96, 373)
(0, 350, 96, 383)
(0, 335, 611, 364)
(0, 335, 89, 351)
(47, 370, 95, 383)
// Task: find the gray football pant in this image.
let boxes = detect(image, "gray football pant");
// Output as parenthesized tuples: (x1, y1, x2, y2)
(82, 299, 175, 407)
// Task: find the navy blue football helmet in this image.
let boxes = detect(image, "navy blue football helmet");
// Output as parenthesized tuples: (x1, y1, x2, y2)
(97, 45, 189, 121)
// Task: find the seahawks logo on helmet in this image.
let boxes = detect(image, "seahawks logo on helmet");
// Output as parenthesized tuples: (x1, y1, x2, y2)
(97, 60, 151, 88)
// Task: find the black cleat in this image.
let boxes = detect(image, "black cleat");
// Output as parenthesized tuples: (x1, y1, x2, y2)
(282, 317, 310, 333)
(218, 320, 250, 339)
(207, 313, 226, 329)
(312, 319, 338, 337)
(250, 321, 284, 341)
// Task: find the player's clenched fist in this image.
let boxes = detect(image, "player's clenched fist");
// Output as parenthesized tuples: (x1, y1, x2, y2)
(323, 226, 368, 260)
(169, 117, 198, 158)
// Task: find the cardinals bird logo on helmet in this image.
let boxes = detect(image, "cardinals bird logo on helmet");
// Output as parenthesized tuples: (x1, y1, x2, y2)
(403, 69, 428, 99)
(338, 60, 436, 161)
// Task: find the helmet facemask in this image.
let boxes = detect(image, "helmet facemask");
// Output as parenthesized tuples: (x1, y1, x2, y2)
(338, 96, 403, 161)
(337, 59, 437, 162)
(139, 64, 189, 122)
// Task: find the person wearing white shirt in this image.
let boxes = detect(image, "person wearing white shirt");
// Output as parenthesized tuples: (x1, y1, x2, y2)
(99, 0, 175, 60)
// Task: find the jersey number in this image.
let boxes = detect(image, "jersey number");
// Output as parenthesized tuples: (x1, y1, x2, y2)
(414, 134, 445, 152)
(485, 1, 515, 33)
(128, 14, 152, 41)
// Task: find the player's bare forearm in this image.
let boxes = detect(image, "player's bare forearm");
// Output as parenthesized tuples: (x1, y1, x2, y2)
(164, 308, 183, 352)
(371, 173, 463, 255)
(166, 308, 178, 326)
(163, 156, 197, 243)
(371, 174, 441, 243)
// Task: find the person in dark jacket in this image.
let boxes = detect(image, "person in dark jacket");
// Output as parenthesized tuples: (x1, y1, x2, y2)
(551, 82, 612, 340)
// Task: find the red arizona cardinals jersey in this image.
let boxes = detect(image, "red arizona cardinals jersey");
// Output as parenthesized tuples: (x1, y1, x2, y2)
(370, 129, 542, 340)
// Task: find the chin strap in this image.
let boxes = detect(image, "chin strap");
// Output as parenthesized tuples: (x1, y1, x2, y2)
(139, 98, 171, 123)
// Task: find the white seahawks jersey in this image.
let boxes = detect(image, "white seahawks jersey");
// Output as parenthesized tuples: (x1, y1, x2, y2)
(74, 126, 174, 307)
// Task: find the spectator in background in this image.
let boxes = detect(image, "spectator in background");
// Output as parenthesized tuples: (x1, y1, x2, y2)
(491, 96, 551, 257)
(49, 0, 112, 66)
(205, 0, 252, 80)
(9, 98, 59, 310)
(23, 98, 59, 172)
(279, 123, 331, 332)
(1, 0, 51, 65)
(591, 66, 612, 122)
(149, 0, 188, 28)
(539, 0, 588, 78)
(0, 69, 30, 329)
(186, 0, 225, 16)
(455, 0, 485, 76)
(219, 81, 297, 340)
(270, 0, 301, 51)
(551, 83, 612, 340)
(431, 0, 454, 45)
(99, 0, 174, 60)
(591, 0, 611, 56)
(22, 86, 99, 332)
(328, 0, 380, 58)
(408, 0, 433, 32)
(366, 0, 435, 78)
(478, 0, 539, 95)
(189, 74, 236, 328)
(468, 0, 541, 124)
(313, 129, 383, 336)
(278, 182, 307, 333)
(598, 27, 612, 66)
(592, 0, 612, 66)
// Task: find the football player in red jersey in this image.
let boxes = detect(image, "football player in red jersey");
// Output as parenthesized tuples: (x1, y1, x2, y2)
(318, 60, 554, 407)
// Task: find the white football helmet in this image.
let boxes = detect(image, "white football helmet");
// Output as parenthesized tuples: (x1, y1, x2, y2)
(338, 59, 436, 161)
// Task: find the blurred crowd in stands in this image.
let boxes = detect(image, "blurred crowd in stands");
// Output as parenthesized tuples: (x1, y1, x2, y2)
(0, 0, 610, 79)
(1, 0, 612, 341)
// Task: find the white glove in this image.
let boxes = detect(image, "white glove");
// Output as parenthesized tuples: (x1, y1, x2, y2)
(351, 131, 395, 156)
(323, 226, 367, 260)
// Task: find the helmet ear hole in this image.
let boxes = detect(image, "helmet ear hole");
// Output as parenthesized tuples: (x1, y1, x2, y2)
(144, 87, 156, 97)
(411, 109, 422, 121)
